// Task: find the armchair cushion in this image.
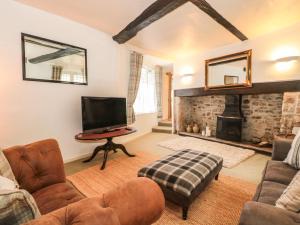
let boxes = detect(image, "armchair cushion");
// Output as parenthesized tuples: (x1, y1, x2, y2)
(3, 139, 66, 193)
(32, 181, 84, 215)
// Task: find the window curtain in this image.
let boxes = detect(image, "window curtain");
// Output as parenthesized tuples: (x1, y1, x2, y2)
(155, 65, 163, 119)
(52, 66, 63, 80)
(127, 51, 143, 124)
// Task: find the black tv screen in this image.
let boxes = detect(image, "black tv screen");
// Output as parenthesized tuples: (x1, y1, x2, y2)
(81, 97, 127, 133)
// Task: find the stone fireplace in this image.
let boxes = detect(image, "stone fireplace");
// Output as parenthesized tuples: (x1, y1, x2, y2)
(174, 92, 300, 145)
(216, 95, 243, 142)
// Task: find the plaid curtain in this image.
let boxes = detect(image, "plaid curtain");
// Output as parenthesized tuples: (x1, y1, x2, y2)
(155, 65, 163, 119)
(52, 66, 63, 80)
(127, 52, 143, 124)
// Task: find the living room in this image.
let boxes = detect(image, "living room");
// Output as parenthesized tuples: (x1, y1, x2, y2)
(1, 0, 300, 225)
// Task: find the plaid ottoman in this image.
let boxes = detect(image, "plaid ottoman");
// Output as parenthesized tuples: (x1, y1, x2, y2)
(138, 149, 223, 220)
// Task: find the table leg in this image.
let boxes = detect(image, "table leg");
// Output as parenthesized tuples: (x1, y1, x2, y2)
(100, 149, 109, 170)
(82, 138, 135, 169)
(114, 143, 135, 157)
(82, 145, 105, 163)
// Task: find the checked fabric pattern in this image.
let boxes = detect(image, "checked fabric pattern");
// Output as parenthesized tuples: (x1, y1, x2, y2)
(138, 149, 223, 197)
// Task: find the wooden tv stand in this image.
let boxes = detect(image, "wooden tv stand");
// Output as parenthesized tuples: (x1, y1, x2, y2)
(75, 127, 136, 170)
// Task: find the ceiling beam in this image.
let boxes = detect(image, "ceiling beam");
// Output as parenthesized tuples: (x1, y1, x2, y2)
(113, 0, 188, 44)
(189, 0, 248, 41)
(29, 48, 81, 64)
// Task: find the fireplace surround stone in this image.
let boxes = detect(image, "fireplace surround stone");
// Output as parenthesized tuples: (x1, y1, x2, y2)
(175, 92, 300, 144)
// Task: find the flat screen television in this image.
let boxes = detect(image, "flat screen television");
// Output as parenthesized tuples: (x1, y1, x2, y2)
(81, 97, 127, 133)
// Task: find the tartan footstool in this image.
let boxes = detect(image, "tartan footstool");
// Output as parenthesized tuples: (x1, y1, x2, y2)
(138, 149, 223, 220)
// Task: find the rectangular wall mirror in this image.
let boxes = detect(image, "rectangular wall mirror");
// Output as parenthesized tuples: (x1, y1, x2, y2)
(205, 50, 252, 90)
(22, 33, 87, 85)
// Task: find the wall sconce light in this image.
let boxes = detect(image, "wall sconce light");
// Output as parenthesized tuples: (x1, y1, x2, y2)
(276, 56, 299, 62)
(275, 56, 299, 72)
(181, 73, 194, 84)
(182, 73, 194, 77)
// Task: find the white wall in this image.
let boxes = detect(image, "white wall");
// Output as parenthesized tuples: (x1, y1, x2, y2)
(173, 22, 300, 89)
(0, 0, 166, 162)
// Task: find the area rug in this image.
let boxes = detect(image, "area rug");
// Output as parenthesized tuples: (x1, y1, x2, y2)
(67, 152, 256, 225)
(158, 137, 255, 168)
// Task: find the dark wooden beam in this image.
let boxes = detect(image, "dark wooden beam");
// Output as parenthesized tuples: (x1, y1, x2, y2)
(174, 80, 300, 97)
(189, 0, 247, 41)
(29, 48, 81, 64)
(113, 0, 188, 44)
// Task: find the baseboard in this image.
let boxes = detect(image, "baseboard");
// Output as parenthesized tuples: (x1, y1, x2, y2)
(63, 152, 92, 164)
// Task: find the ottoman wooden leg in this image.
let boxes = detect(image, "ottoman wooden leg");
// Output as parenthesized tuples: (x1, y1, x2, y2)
(182, 206, 189, 220)
(215, 173, 219, 181)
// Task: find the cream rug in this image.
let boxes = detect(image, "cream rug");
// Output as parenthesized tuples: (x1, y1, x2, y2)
(158, 137, 255, 168)
(68, 152, 256, 225)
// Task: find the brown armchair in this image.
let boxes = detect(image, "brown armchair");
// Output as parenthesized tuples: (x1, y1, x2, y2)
(3, 139, 164, 225)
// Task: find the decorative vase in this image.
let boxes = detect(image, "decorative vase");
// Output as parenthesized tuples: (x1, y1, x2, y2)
(205, 125, 211, 137)
(201, 130, 206, 136)
(193, 124, 200, 133)
(186, 125, 192, 133)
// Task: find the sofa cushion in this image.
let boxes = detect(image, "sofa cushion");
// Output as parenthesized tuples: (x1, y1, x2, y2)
(256, 181, 287, 205)
(276, 170, 300, 212)
(3, 139, 66, 193)
(263, 160, 297, 185)
(284, 130, 300, 169)
(32, 182, 84, 215)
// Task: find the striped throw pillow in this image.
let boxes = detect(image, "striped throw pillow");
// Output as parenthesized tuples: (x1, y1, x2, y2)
(0, 149, 19, 187)
(0, 189, 40, 225)
(276, 170, 300, 212)
(284, 130, 300, 169)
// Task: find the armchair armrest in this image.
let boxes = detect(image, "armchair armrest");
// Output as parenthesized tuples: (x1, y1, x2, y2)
(272, 136, 293, 161)
(239, 201, 300, 225)
(23, 197, 121, 225)
(24, 178, 165, 225)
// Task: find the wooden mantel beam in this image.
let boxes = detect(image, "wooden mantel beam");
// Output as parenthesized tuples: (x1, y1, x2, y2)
(189, 0, 248, 41)
(113, 0, 188, 44)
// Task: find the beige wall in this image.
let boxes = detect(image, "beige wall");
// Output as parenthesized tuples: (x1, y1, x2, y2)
(0, 0, 169, 162)
(173, 22, 300, 90)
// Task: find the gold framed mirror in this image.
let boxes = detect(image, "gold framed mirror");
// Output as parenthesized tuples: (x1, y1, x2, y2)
(205, 50, 252, 90)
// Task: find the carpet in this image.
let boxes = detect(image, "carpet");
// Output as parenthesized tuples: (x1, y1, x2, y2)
(158, 137, 255, 168)
(68, 152, 256, 225)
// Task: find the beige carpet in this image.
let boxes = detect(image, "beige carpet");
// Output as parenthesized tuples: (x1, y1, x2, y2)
(158, 137, 255, 168)
(68, 152, 256, 225)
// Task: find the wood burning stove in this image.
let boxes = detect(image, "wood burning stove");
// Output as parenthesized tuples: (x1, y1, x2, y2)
(216, 95, 243, 142)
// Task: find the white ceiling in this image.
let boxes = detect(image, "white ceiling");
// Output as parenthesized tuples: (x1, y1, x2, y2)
(15, 0, 300, 59)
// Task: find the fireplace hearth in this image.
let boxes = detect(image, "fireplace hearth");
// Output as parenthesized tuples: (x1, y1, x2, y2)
(216, 95, 243, 142)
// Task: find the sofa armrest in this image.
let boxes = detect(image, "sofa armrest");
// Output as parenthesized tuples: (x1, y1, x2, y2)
(239, 202, 300, 225)
(272, 136, 293, 161)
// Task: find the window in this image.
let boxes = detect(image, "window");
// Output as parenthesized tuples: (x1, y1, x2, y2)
(61, 73, 71, 82)
(134, 67, 157, 114)
(73, 74, 85, 83)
